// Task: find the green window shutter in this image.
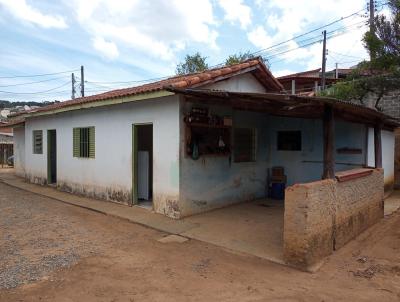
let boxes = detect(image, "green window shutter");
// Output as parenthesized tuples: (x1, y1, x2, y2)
(89, 127, 95, 158)
(73, 128, 80, 157)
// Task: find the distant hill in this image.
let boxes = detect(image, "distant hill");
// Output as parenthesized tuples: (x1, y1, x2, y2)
(0, 100, 59, 109)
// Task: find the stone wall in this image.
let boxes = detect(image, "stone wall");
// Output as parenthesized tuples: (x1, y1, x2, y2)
(362, 90, 400, 120)
(283, 169, 384, 271)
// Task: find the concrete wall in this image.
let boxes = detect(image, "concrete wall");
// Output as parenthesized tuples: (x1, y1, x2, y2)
(13, 127, 25, 177)
(267, 118, 367, 186)
(179, 103, 269, 217)
(179, 100, 369, 217)
(23, 95, 181, 217)
(284, 169, 384, 271)
(367, 128, 395, 191)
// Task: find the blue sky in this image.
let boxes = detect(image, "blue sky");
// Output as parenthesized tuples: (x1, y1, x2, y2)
(0, 0, 377, 102)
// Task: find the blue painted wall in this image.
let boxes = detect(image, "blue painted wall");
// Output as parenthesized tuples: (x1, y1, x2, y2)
(179, 103, 368, 216)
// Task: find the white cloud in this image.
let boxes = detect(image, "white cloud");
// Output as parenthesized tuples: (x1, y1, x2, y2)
(217, 0, 252, 29)
(92, 37, 119, 60)
(70, 0, 219, 61)
(0, 0, 67, 28)
(272, 69, 297, 77)
(249, 0, 369, 69)
(247, 26, 272, 49)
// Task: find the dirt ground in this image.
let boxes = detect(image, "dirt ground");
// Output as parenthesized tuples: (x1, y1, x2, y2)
(1, 182, 400, 302)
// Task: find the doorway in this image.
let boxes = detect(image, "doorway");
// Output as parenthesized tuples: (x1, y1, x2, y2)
(132, 124, 153, 208)
(47, 129, 57, 184)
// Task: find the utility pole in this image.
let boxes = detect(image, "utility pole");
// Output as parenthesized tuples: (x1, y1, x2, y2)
(80, 65, 85, 97)
(335, 63, 339, 79)
(321, 30, 327, 90)
(369, 0, 375, 59)
(71, 73, 76, 99)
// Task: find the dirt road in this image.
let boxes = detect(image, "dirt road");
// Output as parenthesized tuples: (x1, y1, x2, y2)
(1, 182, 400, 301)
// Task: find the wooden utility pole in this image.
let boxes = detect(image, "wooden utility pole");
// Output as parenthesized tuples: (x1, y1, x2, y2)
(323, 105, 335, 179)
(80, 65, 85, 97)
(321, 30, 327, 90)
(71, 73, 76, 99)
(369, 0, 376, 59)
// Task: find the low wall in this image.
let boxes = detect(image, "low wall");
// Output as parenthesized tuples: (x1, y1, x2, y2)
(283, 168, 384, 271)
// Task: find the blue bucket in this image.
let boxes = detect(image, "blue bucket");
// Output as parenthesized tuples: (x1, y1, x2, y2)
(271, 182, 285, 200)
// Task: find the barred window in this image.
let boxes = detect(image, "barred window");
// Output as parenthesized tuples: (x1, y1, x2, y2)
(234, 128, 256, 162)
(32, 130, 43, 154)
(73, 127, 95, 158)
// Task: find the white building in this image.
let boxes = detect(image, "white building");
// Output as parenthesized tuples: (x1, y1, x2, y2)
(7, 59, 397, 219)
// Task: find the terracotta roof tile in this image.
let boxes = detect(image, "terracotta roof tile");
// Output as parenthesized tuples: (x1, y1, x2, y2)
(15, 58, 282, 117)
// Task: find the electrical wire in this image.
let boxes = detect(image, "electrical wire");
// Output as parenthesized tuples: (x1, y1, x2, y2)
(0, 81, 71, 94)
(0, 68, 80, 79)
(0, 75, 70, 88)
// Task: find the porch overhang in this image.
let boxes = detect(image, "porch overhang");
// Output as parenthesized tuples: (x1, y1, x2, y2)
(166, 87, 399, 130)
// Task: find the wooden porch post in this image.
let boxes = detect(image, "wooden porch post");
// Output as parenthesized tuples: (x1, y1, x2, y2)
(323, 105, 335, 179)
(374, 123, 382, 168)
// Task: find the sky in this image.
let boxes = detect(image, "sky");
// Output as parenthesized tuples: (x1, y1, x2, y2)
(0, 0, 387, 102)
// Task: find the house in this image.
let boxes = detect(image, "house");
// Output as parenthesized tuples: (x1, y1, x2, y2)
(0, 121, 13, 165)
(278, 68, 353, 95)
(4, 58, 398, 270)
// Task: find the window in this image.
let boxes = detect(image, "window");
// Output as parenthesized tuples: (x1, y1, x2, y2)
(234, 128, 256, 162)
(277, 131, 301, 151)
(32, 130, 43, 154)
(73, 127, 95, 158)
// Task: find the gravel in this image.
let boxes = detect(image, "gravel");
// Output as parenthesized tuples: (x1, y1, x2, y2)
(0, 183, 101, 289)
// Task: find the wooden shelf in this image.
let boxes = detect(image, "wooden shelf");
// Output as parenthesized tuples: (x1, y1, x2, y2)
(186, 122, 231, 129)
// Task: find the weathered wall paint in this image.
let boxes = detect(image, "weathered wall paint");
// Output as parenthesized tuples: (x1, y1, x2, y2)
(268, 117, 367, 186)
(13, 127, 25, 177)
(180, 103, 269, 217)
(367, 128, 395, 191)
(23, 95, 181, 216)
(179, 102, 369, 217)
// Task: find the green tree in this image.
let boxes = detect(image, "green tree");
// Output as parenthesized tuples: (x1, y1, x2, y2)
(225, 51, 255, 65)
(176, 52, 209, 75)
(322, 0, 400, 109)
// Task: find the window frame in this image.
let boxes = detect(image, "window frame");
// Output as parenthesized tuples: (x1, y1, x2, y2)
(32, 130, 43, 154)
(233, 127, 257, 163)
(73, 126, 95, 159)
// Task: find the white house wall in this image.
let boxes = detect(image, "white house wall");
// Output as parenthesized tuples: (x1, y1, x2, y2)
(23, 95, 181, 217)
(13, 127, 25, 177)
(204, 73, 267, 93)
(367, 127, 395, 191)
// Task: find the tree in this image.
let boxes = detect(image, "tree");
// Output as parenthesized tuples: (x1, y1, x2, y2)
(176, 52, 209, 75)
(225, 52, 270, 67)
(225, 51, 255, 65)
(322, 0, 400, 109)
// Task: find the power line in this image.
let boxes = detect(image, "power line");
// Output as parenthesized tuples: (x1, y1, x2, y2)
(251, 8, 367, 56)
(0, 75, 69, 88)
(0, 81, 71, 95)
(328, 50, 365, 59)
(0, 68, 80, 79)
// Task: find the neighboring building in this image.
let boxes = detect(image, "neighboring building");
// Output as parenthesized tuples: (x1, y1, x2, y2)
(5, 58, 397, 270)
(278, 68, 353, 95)
(0, 121, 13, 165)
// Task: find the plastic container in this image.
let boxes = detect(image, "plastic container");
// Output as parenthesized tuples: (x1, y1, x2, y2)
(271, 182, 285, 200)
